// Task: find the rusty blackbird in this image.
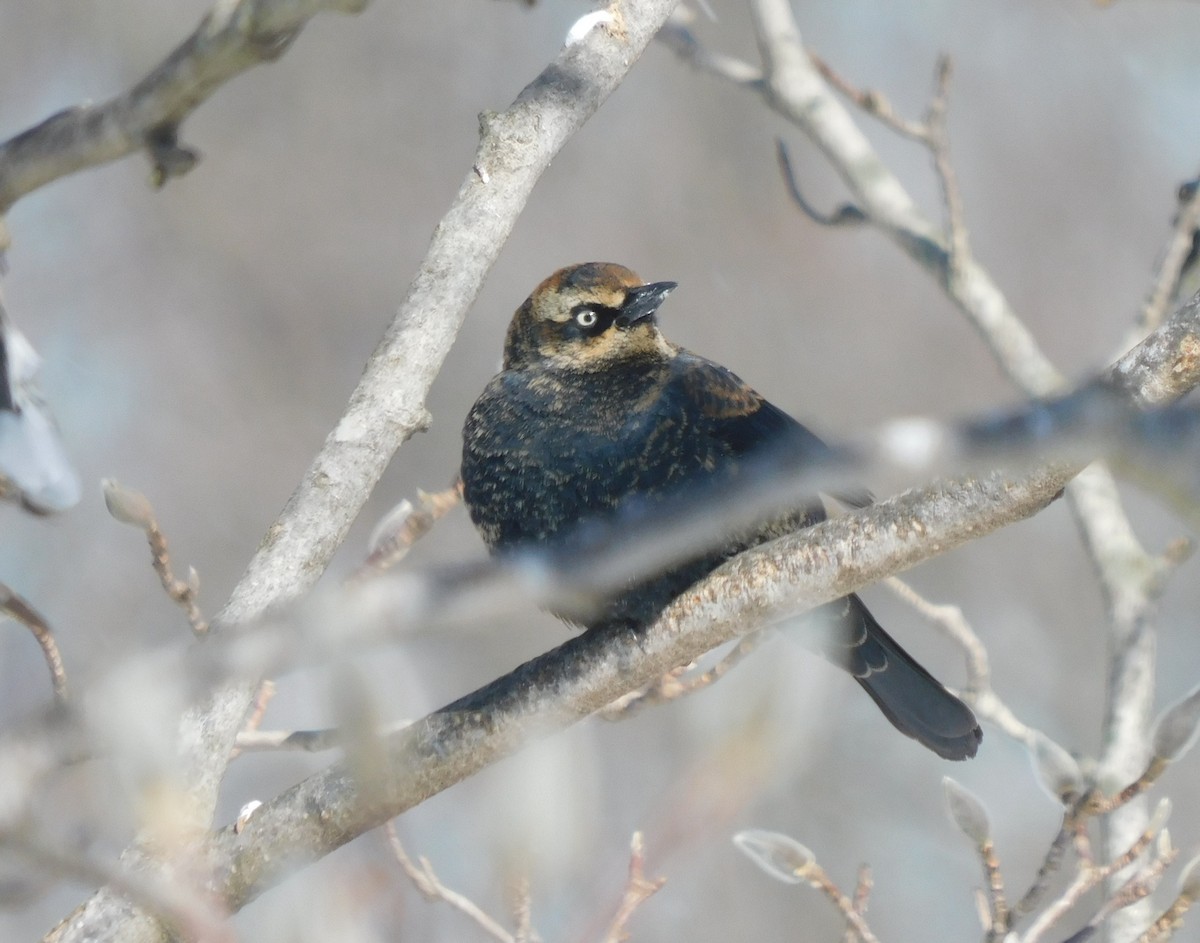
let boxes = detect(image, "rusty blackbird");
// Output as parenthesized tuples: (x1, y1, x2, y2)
(461, 262, 981, 760)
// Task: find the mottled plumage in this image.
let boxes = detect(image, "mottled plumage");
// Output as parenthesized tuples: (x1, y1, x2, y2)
(461, 263, 981, 760)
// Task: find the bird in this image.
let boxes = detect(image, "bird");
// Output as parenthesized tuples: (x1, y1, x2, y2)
(460, 262, 981, 760)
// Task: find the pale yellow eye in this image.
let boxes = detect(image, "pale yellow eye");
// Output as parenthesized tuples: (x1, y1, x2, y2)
(575, 309, 598, 328)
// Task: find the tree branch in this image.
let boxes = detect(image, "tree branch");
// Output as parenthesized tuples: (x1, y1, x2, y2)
(671, 6, 1187, 935)
(45, 3, 683, 941)
(0, 0, 371, 225)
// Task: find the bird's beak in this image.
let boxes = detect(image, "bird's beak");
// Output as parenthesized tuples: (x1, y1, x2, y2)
(619, 281, 677, 326)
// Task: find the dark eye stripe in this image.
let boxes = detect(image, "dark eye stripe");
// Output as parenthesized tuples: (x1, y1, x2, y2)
(568, 304, 619, 335)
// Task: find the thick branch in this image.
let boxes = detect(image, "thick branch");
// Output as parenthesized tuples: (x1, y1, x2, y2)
(208, 467, 1070, 911)
(0, 0, 371, 219)
(197, 291, 1200, 911)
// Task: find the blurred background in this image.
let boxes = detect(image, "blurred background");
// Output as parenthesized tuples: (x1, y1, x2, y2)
(3, 0, 1200, 939)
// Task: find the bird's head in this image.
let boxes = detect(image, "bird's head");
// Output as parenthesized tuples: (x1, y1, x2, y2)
(502, 262, 677, 370)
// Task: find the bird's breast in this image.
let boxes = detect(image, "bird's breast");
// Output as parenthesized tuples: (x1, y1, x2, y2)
(461, 363, 710, 550)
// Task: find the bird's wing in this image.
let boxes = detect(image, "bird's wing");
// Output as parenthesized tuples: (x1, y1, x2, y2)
(672, 353, 872, 508)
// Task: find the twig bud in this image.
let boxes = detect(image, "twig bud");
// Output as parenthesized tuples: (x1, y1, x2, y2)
(367, 499, 415, 557)
(1149, 797, 1173, 834)
(1029, 733, 1083, 802)
(1158, 828, 1173, 859)
(101, 478, 155, 528)
(943, 776, 991, 847)
(733, 829, 815, 884)
(1178, 849, 1200, 901)
(1152, 685, 1200, 762)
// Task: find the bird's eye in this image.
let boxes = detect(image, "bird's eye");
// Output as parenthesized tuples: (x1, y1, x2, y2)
(575, 309, 598, 328)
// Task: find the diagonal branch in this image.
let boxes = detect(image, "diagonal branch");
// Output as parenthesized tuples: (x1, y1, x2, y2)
(206, 466, 1073, 912)
(197, 285, 1200, 913)
(0, 0, 373, 225)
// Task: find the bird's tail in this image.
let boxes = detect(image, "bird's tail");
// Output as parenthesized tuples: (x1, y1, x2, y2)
(809, 594, 982, 761)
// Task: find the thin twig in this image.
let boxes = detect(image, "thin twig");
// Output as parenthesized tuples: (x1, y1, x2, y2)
(599, 631, 770, 719)
(384, 821, 516, 943)
(803, 865, 882, 943)
(657, 10, 764, 87)
(882, 577, 1042, 748)
(1022, 805, 1169, 943)
(808, 51, 929, 141)
(925, 56, 969, 291)
(147, 523, 209, 637)
(351, 480, 463, 579)
(1137, 175, 1200, 337)
(599, 832, 666, 943)
(234, 717, 413, 753)
(0, 581, 68, 702)
(1080, 841, 1178, 939)
(839, 865, 873, 943)
(776, 140, 868, 227)
(228, 680, 277, 761)
(102, 480, 209, 636)
(1014, 819, 1072, 917)
(979, 839, 1009, 940)
(1083, 757, 1170, 816)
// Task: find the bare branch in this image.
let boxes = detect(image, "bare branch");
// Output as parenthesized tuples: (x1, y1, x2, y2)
(599, 832, 665, 943)
(682, 7, 1177, 933)
(839, 865, 873, 943)
(234, 718, 413, 753)
(0, 582, 68, 703)
(1136, 176, 1200, 338)
(0, 0, 370, 221)
(749, 0, 1060, 395)
(924, 56, 969, 292)
(385, 821, 517, 943)
(599, 631, 770, 719)
(351, 479, 463, 579)
(227, 680, 277, 761)
(657, 9, 764, 88)
(807, 50, 929, 141)
(103, 480, 209, 637)
(1015, 821, 1073, 919)
(1023, 800, 1172, 943)
(883, 577, 1042, 749)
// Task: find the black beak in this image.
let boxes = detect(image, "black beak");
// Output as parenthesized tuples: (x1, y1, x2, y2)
(619, 281, 677, 326)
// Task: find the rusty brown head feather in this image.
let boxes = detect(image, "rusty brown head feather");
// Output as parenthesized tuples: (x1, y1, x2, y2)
(502, 262, 678, 371)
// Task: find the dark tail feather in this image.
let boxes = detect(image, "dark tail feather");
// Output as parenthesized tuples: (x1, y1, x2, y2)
(811, 594, 982, 761)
